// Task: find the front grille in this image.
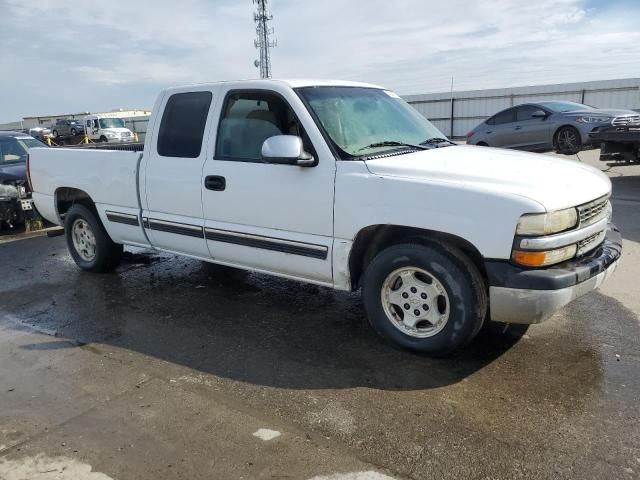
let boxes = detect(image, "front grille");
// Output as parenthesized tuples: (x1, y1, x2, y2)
(612, 114, 640, 126)
(577, 230, 606, 256)
(578, 196, 609, 226)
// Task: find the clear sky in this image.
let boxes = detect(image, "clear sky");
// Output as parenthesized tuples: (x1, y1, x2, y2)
(1, 0, 639, 122)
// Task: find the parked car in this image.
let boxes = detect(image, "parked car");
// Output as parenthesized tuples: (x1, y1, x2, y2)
(83, 115, 135, 143)
(51, 119, 85, 138)
(466, 101, 640, 154)
(28, 126, 52, 140)
(28, 80, 620, 355)
(0, 132, 46, 228)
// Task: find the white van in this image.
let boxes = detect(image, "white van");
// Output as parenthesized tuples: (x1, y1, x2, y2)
(83, 114, 135, 143)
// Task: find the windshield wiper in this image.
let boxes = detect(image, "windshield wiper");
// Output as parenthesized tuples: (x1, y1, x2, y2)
(419, 137, 456, 146)
(357, 141, 428, 152)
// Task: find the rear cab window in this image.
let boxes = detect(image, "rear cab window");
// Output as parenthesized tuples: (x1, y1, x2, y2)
(157, 91, 213, 158)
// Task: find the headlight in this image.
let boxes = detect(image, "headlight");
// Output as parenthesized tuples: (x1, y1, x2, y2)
(516, 208, 578, 236)
(106, 133, 117, 138)
(574, 116, 612, 124)
(512, 244, 577, 267)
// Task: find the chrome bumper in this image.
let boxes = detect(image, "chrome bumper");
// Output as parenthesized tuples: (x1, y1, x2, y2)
(487, 223, 621, 324)
(489, 259, 618, 324)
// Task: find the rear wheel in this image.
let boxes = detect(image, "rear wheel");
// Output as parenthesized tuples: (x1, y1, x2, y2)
(362, 241, 487, 355)
(555, 126, 582, 154)
(64, 204, 122, 272)
(52, 130, 58, 138)
(99, 136, 108, 143)
(477, 141, 489, 147)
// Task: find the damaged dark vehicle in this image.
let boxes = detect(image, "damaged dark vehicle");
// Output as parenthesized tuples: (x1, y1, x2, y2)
(0, 132, 45, 229)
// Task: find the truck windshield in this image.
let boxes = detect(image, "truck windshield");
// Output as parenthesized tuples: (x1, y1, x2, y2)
(98, 118, 125, 128)
(297, 86, 448, 158)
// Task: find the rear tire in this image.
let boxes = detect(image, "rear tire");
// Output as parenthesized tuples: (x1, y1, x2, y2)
(362, 240, 487, 355)
(64, 204, 122, 272)
(99, 136, 108, 143)
(477, 142, 489, 147)
(555, 126, 582, 155)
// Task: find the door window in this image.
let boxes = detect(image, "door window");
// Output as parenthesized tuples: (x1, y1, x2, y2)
(487, 108, 515, 125)
(215, 91, 309, 162)
(157, 91, 213, 158)
(516, 105, 542, 121)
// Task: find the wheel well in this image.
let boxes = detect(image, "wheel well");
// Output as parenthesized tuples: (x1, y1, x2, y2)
(55, 187, 96, 221)
(476, 141, 489, 146)
(348, 225, 486, 290)
(553, 124, 579, 146)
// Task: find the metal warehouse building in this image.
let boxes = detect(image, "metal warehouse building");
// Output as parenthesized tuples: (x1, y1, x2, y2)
(403, 77, 640, 138)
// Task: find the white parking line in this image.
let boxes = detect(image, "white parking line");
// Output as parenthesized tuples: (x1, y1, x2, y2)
(252, 428, 281, 441)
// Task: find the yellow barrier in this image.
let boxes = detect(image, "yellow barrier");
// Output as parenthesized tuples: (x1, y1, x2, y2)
(134, 132, 139, 142)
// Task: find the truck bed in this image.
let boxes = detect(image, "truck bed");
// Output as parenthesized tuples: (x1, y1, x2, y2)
(29, 146, 143, 227)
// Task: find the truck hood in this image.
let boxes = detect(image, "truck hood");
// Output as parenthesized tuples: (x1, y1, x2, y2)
(364, 145, 611, 211)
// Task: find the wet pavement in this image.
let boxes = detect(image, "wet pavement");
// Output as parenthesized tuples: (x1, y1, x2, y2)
(1, 151, 639, 479)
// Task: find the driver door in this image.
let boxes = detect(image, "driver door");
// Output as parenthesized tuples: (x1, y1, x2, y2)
(201, 85, 335, 285)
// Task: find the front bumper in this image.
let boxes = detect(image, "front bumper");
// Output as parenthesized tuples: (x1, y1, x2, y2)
(486, 224, 622, 324)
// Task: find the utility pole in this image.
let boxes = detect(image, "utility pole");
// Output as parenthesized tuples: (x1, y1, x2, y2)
(253, 0, 276, 79)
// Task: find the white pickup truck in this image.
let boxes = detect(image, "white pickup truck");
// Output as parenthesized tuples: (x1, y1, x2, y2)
(28, 79, 622, 354)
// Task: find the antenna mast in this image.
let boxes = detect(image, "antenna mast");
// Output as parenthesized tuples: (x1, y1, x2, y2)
(253, 0, 276, 78)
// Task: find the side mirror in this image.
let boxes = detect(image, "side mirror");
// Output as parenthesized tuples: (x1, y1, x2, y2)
(261, 135, 316, 167)
(531, 110, 547, 118)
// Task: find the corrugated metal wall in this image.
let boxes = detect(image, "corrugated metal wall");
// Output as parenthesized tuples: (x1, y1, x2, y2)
(125, 116, 149, 142)
(403, 78, 640, 138)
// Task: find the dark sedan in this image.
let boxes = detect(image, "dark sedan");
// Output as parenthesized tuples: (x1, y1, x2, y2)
(0, 132, 46, 228)
(466, 101, 640, 154)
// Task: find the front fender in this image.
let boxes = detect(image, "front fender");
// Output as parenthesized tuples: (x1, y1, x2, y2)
(334, 161, 543, 260)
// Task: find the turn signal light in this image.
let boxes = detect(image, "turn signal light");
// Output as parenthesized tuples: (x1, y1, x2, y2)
(512, 244, 577, 267)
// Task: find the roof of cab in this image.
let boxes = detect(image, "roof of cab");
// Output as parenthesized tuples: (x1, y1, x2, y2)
(164, 78, 386, 93)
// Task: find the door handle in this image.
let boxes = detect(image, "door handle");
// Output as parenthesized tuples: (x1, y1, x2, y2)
(205, 175, 226, 191)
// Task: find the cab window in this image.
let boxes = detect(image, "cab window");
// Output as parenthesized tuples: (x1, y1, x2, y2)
(157, 91, 213, 158)
(215, 90, 310, 162)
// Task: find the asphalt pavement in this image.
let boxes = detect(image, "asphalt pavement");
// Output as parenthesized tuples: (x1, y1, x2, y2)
(0, 149, 639, 479)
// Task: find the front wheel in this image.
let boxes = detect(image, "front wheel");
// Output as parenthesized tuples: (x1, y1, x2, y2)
(362, 241, 487, 355)
(555, 126, 582, 155)
(64, 204, 123, 272)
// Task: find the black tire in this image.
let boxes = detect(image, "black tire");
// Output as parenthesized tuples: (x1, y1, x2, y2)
(477, 141, 489, 147)
(99, 136, 107, 143)
(64, 204, 122, 272)
(555, 126, 582, 155)
(70, 128, 77, 136)
(52, 130, 58, 138)
(362, 240, 487, 355)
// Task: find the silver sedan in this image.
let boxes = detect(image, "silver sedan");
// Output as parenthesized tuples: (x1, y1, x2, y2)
(466, 101, 639, 154)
